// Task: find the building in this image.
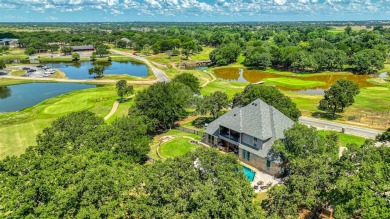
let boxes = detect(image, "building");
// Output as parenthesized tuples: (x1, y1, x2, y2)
(69, 45, 94, 51)
(0, 38, 19, 47)
(204, 99, 295, 175)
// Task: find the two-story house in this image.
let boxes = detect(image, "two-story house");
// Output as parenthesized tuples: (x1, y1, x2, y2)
(204, 98, 295, 176)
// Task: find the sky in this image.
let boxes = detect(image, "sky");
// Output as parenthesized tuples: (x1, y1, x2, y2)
(0, 0, 390, 22)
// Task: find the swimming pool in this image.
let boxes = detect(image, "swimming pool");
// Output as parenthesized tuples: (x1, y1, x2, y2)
(242, 166, 256, 182)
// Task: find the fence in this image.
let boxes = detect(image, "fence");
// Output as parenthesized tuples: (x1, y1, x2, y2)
(176, 126, 204, 137)
(348, 110, 390, 129)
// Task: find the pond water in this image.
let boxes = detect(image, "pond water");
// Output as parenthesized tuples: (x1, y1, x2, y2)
(214, 68, 374, 94)
(43, 61, 148, 79)
(0, 83, 95, 112)
(196, 67, 209, 71)
(379, 72, 388, 78)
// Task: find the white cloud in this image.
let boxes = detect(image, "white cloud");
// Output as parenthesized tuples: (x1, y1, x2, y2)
(0, 0, 389, 19)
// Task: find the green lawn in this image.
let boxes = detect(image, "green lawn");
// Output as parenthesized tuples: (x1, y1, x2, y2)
(264, 77, 325, 89)
(189, 47, 214, 61)
(317, 130, 366, 146)
(159, 137, 198, 159)
(202, 80, 246, 98)
(0, 85, 118, 159)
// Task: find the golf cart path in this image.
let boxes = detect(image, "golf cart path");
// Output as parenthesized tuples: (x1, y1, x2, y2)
(104, 95, 135, 121)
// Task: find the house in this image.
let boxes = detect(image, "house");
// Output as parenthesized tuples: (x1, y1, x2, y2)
(204, 99, 295, 175)
(120, 38, 131, 43)
(0, 38, 19, 47)
(69, 45, 94, 51)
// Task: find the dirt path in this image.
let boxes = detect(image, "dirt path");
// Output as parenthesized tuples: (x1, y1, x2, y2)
(104, 95, 134, 121)
(201, 70, 216, 87)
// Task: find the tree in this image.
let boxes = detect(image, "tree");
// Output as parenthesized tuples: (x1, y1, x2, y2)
(209, 44, 241, 66)
(49, 44, 59, 53)
(96, 45, 108, 57)
(24, 47, 37, 55)
(243, 48, 272, 70)
(61, 46, 73, 55)
(88, 65, 105, 78)
(376, 128, 390, 143)
(196, 91, 229, 119)
(350, 49, 386, 74)
(0, 59, 5, 70)
(132, 82, 192, 130)
(71, 52, 80, 62)
(232, 85, 301, 121)
(319, 79, 360, 118)
(328, 143, 389, 219)
(116, 80, 134, 100)
(90, 53, 96, 62)
(172, 72, 201, 94)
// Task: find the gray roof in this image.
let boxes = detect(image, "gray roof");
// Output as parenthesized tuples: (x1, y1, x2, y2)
(205, 99, 295, 159)
(70, 45, 94, 50)
(206, 99, 294, 140)
(120, 38, 131, 42)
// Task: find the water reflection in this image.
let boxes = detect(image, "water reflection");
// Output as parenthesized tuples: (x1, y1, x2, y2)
(214, 67, 374, 93)
(0, 86, 11, 99)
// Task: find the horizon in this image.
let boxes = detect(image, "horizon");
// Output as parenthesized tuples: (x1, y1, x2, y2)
(1, 0, 390, 22)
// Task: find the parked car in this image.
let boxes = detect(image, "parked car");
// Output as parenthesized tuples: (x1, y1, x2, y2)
(0, 71, 6, 75)
(37, 65, 44, 68)
(22, 67, 30, 70)
(27, 69, 36, 73)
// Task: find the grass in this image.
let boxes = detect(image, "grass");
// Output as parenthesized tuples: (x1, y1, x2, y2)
(158, 137, 198, 159)
(149, 129, 201, 161)
(50, 70, 67, 79)
(189, 47, 214, 60)
(9, 69, 26, 76)
(202, 80, 246, 98)
(0, 85, 119, 159)
(37, 57, 90, 62)
(264, 77, 325, 89)
(317, 130, 366, 146)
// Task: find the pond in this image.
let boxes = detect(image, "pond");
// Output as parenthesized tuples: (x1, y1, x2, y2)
(0, 83, 95, 112)
(43, 61, 148, 79)
(214, 67, 374, 94)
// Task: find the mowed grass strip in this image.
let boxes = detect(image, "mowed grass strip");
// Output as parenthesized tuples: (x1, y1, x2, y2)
(159, 137, 197, 159)
(317, 130, 366, 146)
(264, 77, 325, 89)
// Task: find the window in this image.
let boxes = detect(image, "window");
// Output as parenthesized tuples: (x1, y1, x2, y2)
(253, 137, 257, 147)
(266, 160, 271, 170)
(242, 149, 250, 161)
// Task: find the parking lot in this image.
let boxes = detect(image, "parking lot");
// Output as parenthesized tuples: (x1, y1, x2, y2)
(11, 65, 56, 78)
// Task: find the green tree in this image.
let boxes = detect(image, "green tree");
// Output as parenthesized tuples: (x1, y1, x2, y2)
(24, 47, 37, 55)
(96, 45, 108, 57)
(319, 79, 360, 118)
(60, 46, 73, 55)
(376, 128, 390, 143)
(350, 49, 386, 74)
(232, 85, 301, 121)
(88, 65, 105, 78)
(71, 52, 80, 62)
(172, 72, 201, 94)
(116, 80, 134, 100)
(196, 91, 229, 119)
(0, 59, 5, 70)
(243, 47, 272, 69)
(90, 53, 96, 62)
(210, 44, 241, 66)
(132, 82, 192, 130)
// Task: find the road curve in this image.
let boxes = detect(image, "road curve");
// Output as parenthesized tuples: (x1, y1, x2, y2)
(299, 116, 382, 139)
(110, 49, 170, 82)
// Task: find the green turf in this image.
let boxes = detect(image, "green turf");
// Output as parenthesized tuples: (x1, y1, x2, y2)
(0, 85, 118, 159)
(317, 130, 366, 146)
(189, 47, 214, 60)
(159, 137, 198, 159)
(264, 77, 325, 89)
(201, 80, 246, 98)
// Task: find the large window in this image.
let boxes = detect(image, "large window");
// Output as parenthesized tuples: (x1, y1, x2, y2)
(242, 149, 250, 161)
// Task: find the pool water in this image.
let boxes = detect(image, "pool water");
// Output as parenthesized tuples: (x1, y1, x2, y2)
(243, 166, 256, 182)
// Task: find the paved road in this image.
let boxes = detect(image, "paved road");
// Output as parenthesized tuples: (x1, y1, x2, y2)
(299, 116, 382, 139)
(110, 49, 170, 82)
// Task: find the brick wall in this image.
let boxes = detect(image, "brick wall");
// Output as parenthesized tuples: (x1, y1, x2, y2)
(238, 148, 280, 176)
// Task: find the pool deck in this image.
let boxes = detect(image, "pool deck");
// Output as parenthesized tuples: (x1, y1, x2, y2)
(241, 162, 279, 193)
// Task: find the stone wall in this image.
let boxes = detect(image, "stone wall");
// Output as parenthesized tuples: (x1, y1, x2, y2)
(238, 148, 280, 176)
